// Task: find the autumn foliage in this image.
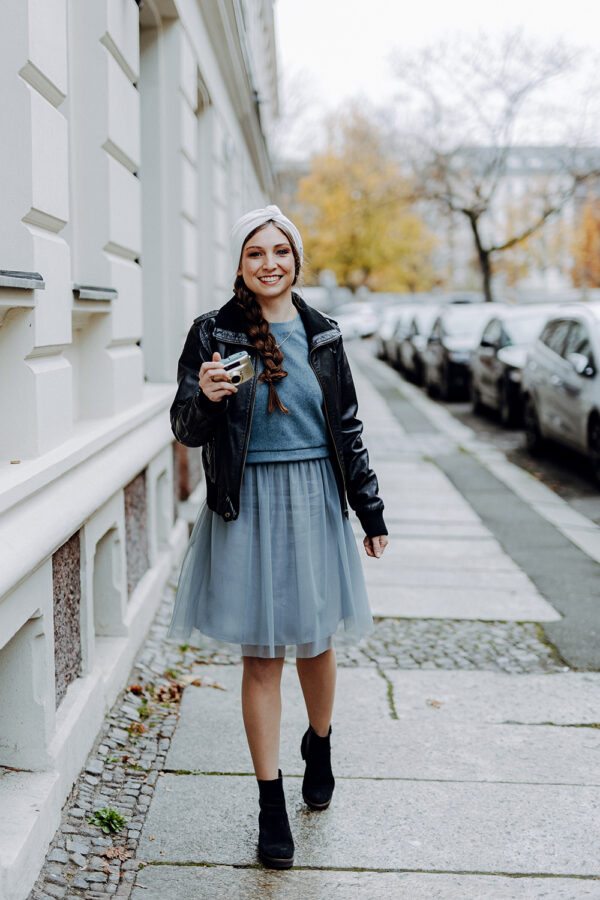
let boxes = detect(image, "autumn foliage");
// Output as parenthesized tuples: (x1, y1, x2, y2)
(293, 108, 437, 292)
(571, 200, 600, 288)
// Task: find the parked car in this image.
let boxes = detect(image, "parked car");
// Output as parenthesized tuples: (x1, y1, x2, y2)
(471, 304, 559, 426)
(333, 302, 378, 340)
(387, 304, 423, 369)
(397, 305, 442, 384)
(522, 303, 600, 483)
(424, 303, 505, 400)
(375, 305, 413, 361)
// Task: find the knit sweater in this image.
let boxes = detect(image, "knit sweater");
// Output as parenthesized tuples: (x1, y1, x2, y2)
(246, 316, 330, 463)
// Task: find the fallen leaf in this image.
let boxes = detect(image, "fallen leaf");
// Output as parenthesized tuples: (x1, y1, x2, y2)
(129, 722, 147, 735)
(149, 834, 155, 841)
(101, 847, 132, 861)
(426, 698, 443, 708)
(129, 684, 144, 695)
(189, 677, 227, 691)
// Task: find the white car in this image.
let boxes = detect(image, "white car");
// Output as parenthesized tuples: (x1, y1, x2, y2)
(333, 302, 378, 340)
(522, 302, 600, 483)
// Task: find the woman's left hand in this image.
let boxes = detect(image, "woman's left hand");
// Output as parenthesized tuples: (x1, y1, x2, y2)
(363, 535, 388, 559)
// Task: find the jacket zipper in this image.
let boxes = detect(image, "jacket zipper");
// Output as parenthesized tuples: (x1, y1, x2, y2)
(223, 337, 258, 516)
(309, 341, 348, 515)
(236, 367, 259, 514)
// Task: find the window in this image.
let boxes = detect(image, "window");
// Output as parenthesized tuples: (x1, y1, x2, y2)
(562, 322, 591, 360)
(481, 319, 502, 346)
(542, 320, 573, 357)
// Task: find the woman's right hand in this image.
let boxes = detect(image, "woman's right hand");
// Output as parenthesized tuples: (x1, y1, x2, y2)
(198, 352, 238, 402)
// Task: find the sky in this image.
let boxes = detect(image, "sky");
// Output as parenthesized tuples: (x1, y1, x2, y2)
(274, 0, 600, 155)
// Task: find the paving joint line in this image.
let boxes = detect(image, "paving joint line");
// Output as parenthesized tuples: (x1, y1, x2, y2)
(137, 860, 600, 879)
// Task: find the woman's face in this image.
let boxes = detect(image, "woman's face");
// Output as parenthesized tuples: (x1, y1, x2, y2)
(238, 222, 296, 303)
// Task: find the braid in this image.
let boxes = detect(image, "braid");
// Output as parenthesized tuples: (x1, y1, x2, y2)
(234, 276, 290, 414)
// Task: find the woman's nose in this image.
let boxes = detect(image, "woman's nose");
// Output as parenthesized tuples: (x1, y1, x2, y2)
(262, 253, 278, 270)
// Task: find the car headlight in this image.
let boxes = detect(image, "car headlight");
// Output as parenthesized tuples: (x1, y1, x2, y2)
(508, 369, 522, 383)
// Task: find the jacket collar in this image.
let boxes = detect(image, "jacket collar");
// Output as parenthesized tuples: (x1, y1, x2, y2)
(213, 292, 340, 349)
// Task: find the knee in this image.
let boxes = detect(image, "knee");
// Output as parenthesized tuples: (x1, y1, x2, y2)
(243, 656, 283, 688)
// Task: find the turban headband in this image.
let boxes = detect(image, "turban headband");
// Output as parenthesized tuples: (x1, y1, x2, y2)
(230, 204, 303, 275)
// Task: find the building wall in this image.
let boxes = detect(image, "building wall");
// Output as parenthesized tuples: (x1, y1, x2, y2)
(0, 2, 277, 898)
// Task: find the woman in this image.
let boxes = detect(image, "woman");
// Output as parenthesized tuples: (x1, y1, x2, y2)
(169, 205, 388, 869)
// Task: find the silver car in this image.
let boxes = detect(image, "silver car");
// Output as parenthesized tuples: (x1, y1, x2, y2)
(522, 303, 600, 483)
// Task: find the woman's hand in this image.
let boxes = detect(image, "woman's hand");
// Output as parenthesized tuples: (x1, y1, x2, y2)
(363, 535, 388, 558)
(199, 352, 238, 402)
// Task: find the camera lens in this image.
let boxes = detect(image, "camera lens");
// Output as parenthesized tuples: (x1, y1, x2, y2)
(231, 373, 241, 384)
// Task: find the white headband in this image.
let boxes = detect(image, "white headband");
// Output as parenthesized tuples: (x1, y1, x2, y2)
(230, 204, 303, 275)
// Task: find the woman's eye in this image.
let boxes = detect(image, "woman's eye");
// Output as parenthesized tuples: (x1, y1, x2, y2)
(248, 251, 261, 258)
(277, 249, 290, 255)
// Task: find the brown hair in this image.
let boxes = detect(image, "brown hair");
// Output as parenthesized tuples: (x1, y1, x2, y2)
(234, 221, 302, 414)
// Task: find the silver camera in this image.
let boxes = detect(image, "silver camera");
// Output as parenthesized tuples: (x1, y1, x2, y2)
(219, 350, 254, 386)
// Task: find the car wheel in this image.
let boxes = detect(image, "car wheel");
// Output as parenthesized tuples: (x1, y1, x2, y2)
(414, 360, 423, 386)
(588, 416, 600, 487)
(471, 381, 484, 415)
(524, 397, 544, 456)
(439, 364, 453, 401)
(498, 381, 515, 428)
(425, 369, 437, 397)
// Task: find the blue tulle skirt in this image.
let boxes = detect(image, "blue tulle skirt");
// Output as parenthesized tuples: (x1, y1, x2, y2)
(167, 457, 373, 658)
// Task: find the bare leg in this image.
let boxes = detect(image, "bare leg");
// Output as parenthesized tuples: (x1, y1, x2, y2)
(296, 648, 337, 736)
(242, 656, 285, 781)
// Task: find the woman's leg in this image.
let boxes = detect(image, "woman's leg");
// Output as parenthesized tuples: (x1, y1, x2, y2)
(296, 648, 337, 735)
(241, 655, 285, 781)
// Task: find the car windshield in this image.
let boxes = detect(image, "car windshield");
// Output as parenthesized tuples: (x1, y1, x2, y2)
(414, 307, 440, 334)
(507, 313, 548, 344)
(443, 308, 495, 339)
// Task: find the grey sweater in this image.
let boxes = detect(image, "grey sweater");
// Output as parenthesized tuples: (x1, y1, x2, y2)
(246, 316, 330, 463)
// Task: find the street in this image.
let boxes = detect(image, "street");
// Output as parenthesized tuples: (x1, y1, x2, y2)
(30, 340, 600, 899)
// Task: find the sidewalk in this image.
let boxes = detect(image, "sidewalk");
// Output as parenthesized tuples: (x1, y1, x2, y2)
(29, 344, 600, 899)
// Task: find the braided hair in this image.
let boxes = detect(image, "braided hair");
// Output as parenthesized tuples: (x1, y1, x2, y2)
(234, 222, 302, 414)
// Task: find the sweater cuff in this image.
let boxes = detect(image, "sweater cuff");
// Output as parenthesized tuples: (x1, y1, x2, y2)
(357, 507, 388, 538)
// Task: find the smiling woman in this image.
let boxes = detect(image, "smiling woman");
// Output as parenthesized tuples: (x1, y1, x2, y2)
(168, 204, 389, 869)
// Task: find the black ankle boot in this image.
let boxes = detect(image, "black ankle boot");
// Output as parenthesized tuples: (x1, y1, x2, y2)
(257, 769, 294, 869)
(300, 724, 335, 810)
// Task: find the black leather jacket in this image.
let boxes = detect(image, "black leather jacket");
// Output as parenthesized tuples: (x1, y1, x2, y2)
(170, 293, 387, 537)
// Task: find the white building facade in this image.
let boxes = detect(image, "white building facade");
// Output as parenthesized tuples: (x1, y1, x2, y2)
(0, 2, 278, 898)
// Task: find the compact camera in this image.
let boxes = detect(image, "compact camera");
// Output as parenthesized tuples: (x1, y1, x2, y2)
(217, 350, 255, 386)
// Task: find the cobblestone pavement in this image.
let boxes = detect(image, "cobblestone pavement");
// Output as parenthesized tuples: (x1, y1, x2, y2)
(29, 572, 569, 899)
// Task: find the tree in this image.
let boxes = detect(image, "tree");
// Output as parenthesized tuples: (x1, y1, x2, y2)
(571, 199, 600, 288)
(293, 107, 437, 293)
(393, 31, 600, 299)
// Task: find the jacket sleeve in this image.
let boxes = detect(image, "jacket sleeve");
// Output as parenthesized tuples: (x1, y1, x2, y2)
(170, 320, 228, 447)
(338, 343, 388, 538)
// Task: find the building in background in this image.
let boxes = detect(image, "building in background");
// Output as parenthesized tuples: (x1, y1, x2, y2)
(0, 2, 277, 898)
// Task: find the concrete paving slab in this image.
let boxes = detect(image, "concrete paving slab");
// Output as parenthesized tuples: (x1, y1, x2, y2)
(166, 667, 389, 776)
(131, 866, 600, 900)
(364, 566, 542, 590)
(389, 670, 600, 724)
(166, 668, 600, 786)
(369, 584, 561, 621)
(352, 520, 492, 539)
(371, 463, 461, 489)
(138, 774, 600, 874)
(382, 503, 484, 523)
(363, 537, 525, 569)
